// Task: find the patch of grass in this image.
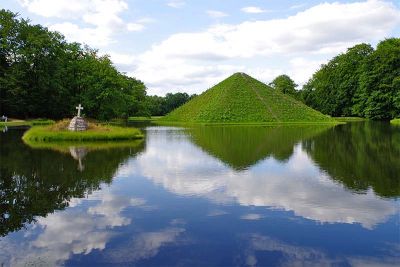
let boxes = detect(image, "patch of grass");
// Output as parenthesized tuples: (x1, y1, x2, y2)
(390, 118, 400, 125)
(0, 118, 55, 127)
(334, 117, 367, 122)
(0, 121, 28, 127)
(22, 120, 144, 142)
(161, 73, 337, 124)
(128, 116, 163, 122)
(30, 119, 55, 125)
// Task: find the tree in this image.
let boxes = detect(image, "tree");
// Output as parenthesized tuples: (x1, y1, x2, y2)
(145, 92, 197, 116)
(269, 74, 298, 97)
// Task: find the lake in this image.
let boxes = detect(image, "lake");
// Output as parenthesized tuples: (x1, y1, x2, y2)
(0, 122, 399, 266)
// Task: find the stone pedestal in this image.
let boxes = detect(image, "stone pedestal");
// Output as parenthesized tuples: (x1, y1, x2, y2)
(68, 116, 88, 131)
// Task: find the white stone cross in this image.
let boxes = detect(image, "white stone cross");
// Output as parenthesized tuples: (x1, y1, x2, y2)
(76, 104, 83, 117)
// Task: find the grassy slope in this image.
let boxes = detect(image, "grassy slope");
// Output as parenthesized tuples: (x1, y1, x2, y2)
(390, 118, 400, 125)
(162, 73, 335, 123)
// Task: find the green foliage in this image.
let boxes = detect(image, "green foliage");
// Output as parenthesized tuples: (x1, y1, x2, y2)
(354, 38, 400, 119)
(301, 39, 400, 120)
(145, 92, 197, 116)
(22, 124, 143, 142)
(269, 74, 298, 98)
(0, 9, 147, 120)
(301, 43, 374, 116)
(162, 73, 336, 123)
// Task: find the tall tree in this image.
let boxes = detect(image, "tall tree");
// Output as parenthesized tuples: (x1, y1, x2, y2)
(269, 74, 298, 97)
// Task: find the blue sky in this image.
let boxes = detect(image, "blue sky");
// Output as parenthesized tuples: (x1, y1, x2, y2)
(2, 0, 400, 95)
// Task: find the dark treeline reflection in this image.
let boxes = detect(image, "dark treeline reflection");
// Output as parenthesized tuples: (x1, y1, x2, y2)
(187, 125, 332, 170)
(303, 122, 400, 198)
(0, 129, 145, 237)
(186, 123, 399, 198)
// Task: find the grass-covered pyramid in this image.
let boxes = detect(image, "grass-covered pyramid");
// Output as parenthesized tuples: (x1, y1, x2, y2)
(161, 73, 335, 123)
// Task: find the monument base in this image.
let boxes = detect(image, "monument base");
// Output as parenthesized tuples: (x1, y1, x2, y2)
(68, 116, 88, 131)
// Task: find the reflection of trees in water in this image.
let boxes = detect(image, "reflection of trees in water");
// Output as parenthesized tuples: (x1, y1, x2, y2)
(303, 122, 400, 198)
(0, 129, 145, 237)
(187, 125, 332, 170)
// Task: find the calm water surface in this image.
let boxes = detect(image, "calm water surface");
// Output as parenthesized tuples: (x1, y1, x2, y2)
(0, 122, 399, 266)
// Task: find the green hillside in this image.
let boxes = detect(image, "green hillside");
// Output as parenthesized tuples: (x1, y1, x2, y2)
(161, 73, 336, 124)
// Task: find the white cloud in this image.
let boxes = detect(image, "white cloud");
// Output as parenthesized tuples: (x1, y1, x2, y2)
(18, 0, 144, 47)
(0, 186, 148, 266)
(244, 233, 400, 267)
(106, 51, 137, 66)
(127, 23, 145, 32)
(241, 6, 267, 14)
(130, 0, 400, 94)
(132, 129, 399, 229)
(288, 57, 326, 85)
(17, 0, 93, 18)
(167, 0, 185, 8)
(104, 227, 185, 263)
(207, 10, 228, 18)
(241, 213, 264, 220)
(49, 22, 115, 46)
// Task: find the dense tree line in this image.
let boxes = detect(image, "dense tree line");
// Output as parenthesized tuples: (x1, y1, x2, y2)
(0, 10, 150, 120)
(146, 92, 197, 116)
(300, 39, 400, 120)
(303, 122, 400, 198)
(0, 10, 195, 120)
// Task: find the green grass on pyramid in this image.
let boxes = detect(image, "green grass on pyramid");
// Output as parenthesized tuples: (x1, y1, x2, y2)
(161, 73, 336, 124)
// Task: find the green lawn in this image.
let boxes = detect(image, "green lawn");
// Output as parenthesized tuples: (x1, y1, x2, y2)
(390, 118, 400, 125)
(334, 117, 367, 122)
(128, 116, 163, 122)
(0, 119, 54, 127)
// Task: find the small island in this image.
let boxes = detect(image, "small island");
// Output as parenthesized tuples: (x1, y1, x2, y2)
(22, 104, 144, 142)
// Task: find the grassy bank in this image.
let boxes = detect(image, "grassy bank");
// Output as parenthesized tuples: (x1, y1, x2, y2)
(22, 120, 143, 142)
(156, 120, 343, 126)
(128, 116, 163, 122)
(334, 117, 367, 122)
(0, 119, 54, 127)
(390, 118, 400, 125)
(24, 139, 144, 152)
